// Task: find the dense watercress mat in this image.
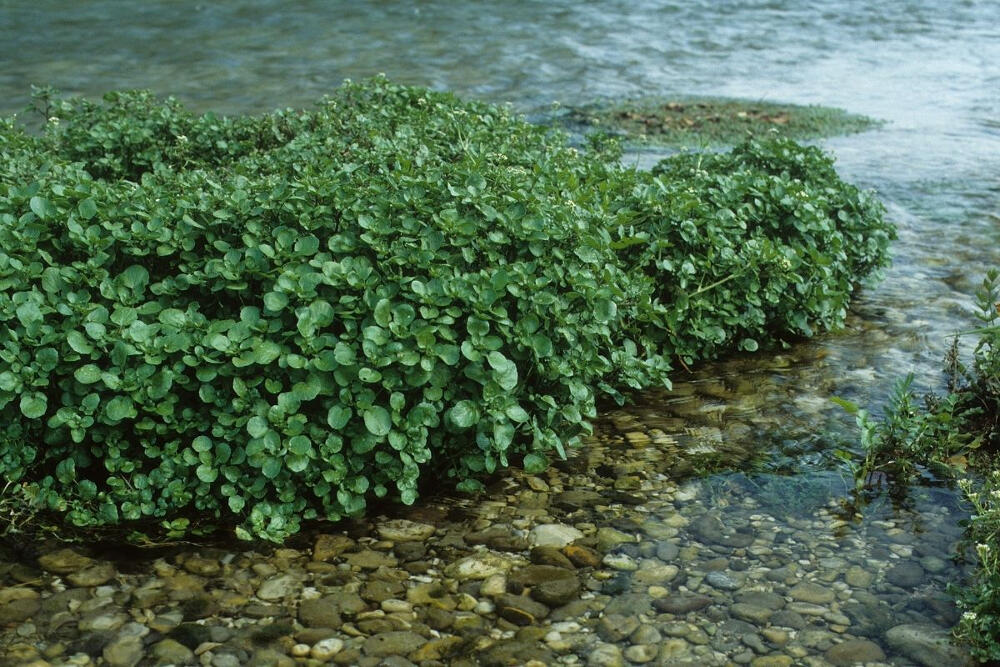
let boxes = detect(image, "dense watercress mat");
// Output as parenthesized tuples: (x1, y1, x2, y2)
(0, 77, 893, 540)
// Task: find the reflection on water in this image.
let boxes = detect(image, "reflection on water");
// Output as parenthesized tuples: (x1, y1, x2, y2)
(1, 0, 999, 662)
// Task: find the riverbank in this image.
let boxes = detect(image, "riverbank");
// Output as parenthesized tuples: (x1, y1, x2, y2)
(1, 357, 973, 666)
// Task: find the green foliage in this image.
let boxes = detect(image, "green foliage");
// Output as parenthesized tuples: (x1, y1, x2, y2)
(954, 472, 1000, 662)
(624, 137, 893, 363)
(0, 77, 890, 541)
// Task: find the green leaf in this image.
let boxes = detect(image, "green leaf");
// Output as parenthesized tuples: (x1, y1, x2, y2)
(228, 495, 246, 513)
(16, 302, 43, 327)
(196, 464, 219, 483)
(105, 396, 136, 421)
(286, 453, 309, 472)
(247, 416, 269, 438)
(74, 364, 103, 384)
(487, 351, 518, 390)
(121, 265, 150, 290)
(20, 392, 47, 418)
(447, 400, 479, 428)
(263, 292, 288, 311)
(594, 298, 617, 323)
(30, 195, 55, 220)
(327, 405, 352, 430)
(529, 334, 553, 357)
(505, 404, 530, 423)
(523, 453, 548, 474)
(363, 406, 392, 437)
(66, 330, 94, 354)
(261, 457, 282, 479)
(374, 299, 392, 327)
(77, 198, 98, 220)
(0, 372, 19, 391)
(288, 435, 311, 455)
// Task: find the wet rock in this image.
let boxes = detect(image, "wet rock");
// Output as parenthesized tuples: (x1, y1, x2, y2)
(657, 638, 695, 662)
(653, 594, 712, 615)
(0, 598, 41, 624)
(705, 570, 745, 590)
(496, 593, 549, 625)
(411, 636, 464, 661)
(102, 636, 143, 667)
(0, 587, 40, 606)
(750, 656, 794, 667)
(66, 562, 117, 587)
(920, 555, 947, 574)
(530, 545, 575, 568)
(149, 637, 195, 665)
(181, 555, 221, 576)
(588, 642, 626, 667)
(601, 571, 632, 596)
(363, 630, 427, 657)
(788, 582, 835, 604)
(247, 648, 294, 667)
(298, 597, 343, 628)
(531, 523, 584, 548)
(690, 513, 755, 548)
(361, 579, 405, 603)
(478, 639, 554, 666)
(842, 600, 894, 638)
(884, 623, 972, 667)
(604, 592, 654, 617)
(886, 561, 925, 588)
(408, 582, 457, 610)
(509, 565, 580, 607)
(624, 644, 658, 663)
(311, 637, 345, 660)
(553, 490, 603, 511)
(313, 534, 356, 561)
(256, 574, 300, 600)
(731, 602, 775, 625)
(632, 562, 679, 585)
(844, 565, 873, 588)
(824, 638, 886, 665)
(563, 544, 602, 568)
(603, 553, 639, 571)
(445, 553, 518, 581)
(596, 527, 635, 552)
(598, 613, 640, 642)
(377, 519, 435, 542)
(344, 549, 398, 569)
(37, 548, 95, 574)
(656, 541, 680, 561)
(466, 525, 529, 552)
(737, 591, 785, 610)
(79, 611, 128, 633)
(393, 541, 427, 562)
(769, 609, 806, 629)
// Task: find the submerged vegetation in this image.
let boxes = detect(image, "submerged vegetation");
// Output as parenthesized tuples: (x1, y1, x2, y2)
(841, 270, 1000, 661)
(0, 77, 892, 541)
(565, 96, 881, 148)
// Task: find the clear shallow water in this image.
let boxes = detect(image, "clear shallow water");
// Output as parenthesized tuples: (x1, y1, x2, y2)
(2, 0, 999, 662)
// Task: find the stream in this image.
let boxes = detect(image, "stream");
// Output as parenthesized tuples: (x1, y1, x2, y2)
(2, 1, 1000, 665)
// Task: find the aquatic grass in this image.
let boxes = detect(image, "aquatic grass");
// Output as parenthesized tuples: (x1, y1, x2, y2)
(842, 270, 1000, 661)
(563, 96, 882, 148)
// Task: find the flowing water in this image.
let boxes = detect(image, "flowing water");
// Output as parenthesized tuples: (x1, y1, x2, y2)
(2, 1, 1000, 665)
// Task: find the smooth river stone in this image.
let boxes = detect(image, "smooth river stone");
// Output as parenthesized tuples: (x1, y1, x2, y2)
(788, 582, 835, 604)
(531, 523, 584, 548)
(376, 519, 435, 542)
